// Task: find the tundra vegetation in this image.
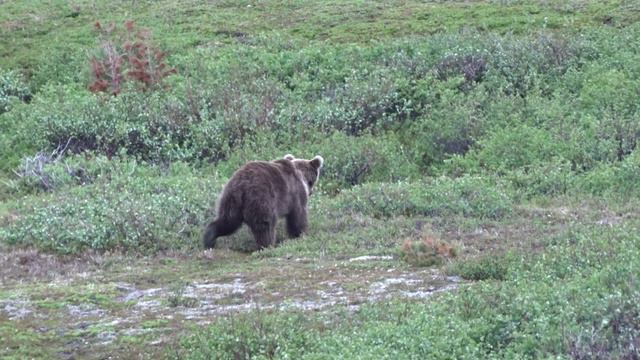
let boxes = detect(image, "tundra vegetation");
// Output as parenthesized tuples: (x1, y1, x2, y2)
(1, 0, 639, 359)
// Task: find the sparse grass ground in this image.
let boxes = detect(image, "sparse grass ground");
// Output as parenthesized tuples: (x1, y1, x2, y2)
(2, 198, 637, 358)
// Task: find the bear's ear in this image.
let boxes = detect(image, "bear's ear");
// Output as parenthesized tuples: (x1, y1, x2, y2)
(284, 154, 295, 161)
(310, 155, 324, 169)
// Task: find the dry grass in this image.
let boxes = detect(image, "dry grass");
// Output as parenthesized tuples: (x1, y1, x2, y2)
(0, 247, 105, 283)
(400, 234, 457, 267)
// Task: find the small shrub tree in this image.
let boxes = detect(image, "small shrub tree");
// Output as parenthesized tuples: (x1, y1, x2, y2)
(89, 20, 176, 95)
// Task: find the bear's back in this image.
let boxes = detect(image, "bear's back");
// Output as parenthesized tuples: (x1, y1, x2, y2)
(226, 160, 297, 196)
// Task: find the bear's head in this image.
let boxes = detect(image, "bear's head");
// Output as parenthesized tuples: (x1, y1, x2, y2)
(284, 154, 324, 195)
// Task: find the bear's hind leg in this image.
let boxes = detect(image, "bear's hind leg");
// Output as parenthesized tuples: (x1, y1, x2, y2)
(286, 207, 308, 238)
(248, 218, 277, 249)
(202, 216, 243, 249)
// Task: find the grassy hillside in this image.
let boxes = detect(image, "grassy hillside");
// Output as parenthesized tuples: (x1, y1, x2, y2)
(1, 0, 639, 358)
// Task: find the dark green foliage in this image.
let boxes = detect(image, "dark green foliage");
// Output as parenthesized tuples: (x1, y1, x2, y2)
(483, 33, 581, 97)
(449, 125, 568, 174)
(578, 67, 640, 162)
(3, 25, 640, 189)
(576, 150, 640, 197)
(567, 293, 640, 359)
(434, 54, 487, 89)
(399, 77, 491, 168)
(2, 86, 205, 166)
(307, 132, 419, 193)
(448, 255, 511, 281)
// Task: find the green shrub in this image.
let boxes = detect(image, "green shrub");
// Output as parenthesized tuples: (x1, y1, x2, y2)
(434, 54, 487, 90)
(566, 294, 640, 359)
(505, 159, 574, 198)
(521, 93, 613, 171)
(302, 67, 411, 135)
(0, 69, 31, 114)
(576, 149, 640, 197)
(483, 33, 581, 97)
(400, 78, 492, 168)
(1, 162, 220, 254)
(577, 67, 640, 161)
(335, 176, 512, 219)
(177, 312, 320, 359)
(5, 84, 206, 163)
(470, 125, 569, 173)
(448, 254, 511, 281)
(308, 132, 419, 193)
(8, 150, 86, 194)
(0, 102, 39, 174)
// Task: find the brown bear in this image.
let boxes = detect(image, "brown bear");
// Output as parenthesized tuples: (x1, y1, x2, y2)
(203, 154, 324, 250)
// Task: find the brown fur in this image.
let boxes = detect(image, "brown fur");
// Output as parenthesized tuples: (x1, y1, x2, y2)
(203, 154, 323, 250)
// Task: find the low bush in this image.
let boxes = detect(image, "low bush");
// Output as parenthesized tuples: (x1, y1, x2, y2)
(4, 85, 203, 164)
(442, 126, 579, 198)
(434, 53, 487, 91)
(307, 132, 419, 193)
(483, 32, 581, 98)
(335, 176, 513, 219)
(459, 125, 569, 174)
(399, 77, 492, 169)
(302, 67, 411, 135)
(504, 159, 574, 199)
(7, 152, 156, 195)
(1, 162, 220, 254)
(575, 149, 640, 198)
(0, 69, 31, 114)
(176, 312, 320, 359)
(448, 254, 511, 281)
(577, 66, 640, 161)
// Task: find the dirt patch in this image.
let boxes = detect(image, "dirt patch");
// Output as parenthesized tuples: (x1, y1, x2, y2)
(0, 248, 106, 284)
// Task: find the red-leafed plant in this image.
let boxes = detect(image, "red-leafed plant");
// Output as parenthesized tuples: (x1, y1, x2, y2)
(400, 235, 457, 267)
(89, 20, 176, 95)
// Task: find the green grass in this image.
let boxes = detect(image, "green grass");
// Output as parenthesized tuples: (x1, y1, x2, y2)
(1, 0, 640, 358)
(1, 0, 636, 80)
